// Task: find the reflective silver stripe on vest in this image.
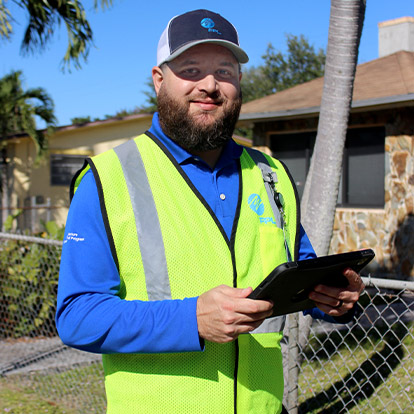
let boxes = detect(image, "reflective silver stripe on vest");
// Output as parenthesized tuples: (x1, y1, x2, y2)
(246, 148, 293, 262)
(251, 315, 285, 334)
(114, 140, 171, 301)
(245, 148, 282, 230)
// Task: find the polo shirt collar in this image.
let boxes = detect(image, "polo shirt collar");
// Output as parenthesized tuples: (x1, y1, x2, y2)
(148, 112, 243, 168)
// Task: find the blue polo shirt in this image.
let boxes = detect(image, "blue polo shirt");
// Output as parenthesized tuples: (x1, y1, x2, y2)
(56, 113, 332, 354)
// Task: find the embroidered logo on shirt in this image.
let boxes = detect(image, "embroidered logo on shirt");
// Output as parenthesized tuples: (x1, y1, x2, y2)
(64, 232, 85, 243)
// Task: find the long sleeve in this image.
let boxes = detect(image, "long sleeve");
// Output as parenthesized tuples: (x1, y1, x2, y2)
(55, 170, 202, 354)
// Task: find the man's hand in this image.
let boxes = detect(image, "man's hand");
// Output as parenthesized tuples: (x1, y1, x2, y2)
(309, 268, 365, 317)
(196, 285, 274, 343)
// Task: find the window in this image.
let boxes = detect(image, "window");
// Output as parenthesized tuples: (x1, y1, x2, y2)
(270, 127, 385, 208)
(50, 154, 86, 186)
(270, 132, 315, 199)
(339, 128, 385, 207)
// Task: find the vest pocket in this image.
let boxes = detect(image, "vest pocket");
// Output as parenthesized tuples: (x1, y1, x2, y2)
(259, 225, 287, 277)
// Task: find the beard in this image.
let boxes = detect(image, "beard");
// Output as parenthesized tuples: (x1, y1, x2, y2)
(157, 86, 242, 152)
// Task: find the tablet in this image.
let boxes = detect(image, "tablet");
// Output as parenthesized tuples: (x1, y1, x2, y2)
(247, 249, 375, 317)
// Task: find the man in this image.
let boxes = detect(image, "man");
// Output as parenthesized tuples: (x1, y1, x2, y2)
(56, 9, 364, 414)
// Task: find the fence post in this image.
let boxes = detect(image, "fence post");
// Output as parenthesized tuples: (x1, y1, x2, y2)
(287, 312, 299, 413)
(31, 196, 36, 233)
(46, 197, 51, 223)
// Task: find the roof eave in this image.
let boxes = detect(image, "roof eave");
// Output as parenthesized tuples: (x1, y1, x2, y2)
(57, 113, 154, 133)
(238, 93, 414, 123)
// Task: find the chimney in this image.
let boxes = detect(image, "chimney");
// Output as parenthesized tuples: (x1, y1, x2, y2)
(378, 17, 414, 57)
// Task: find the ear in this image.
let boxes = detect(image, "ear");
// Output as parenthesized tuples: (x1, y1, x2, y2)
(152, 66, 164, 95)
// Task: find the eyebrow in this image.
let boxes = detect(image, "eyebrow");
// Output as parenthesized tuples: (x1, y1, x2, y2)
(174, 59, 238, 69)
(219, 61, 238, 69)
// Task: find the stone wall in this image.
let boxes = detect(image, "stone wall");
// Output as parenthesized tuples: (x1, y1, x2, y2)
(330, 135, 414, 280)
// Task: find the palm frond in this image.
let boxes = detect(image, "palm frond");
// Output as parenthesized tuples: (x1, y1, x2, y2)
(0, 70, 55, 161)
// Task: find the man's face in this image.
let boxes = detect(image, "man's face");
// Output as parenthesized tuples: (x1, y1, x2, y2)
(152, 43, 242, 152)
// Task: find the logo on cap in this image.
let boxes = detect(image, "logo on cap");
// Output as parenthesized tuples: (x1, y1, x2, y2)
(201, 18, 215, 29)
(200, 18, 221, 34)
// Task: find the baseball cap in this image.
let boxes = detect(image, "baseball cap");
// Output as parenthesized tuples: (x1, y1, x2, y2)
(157, 9, 249, 66)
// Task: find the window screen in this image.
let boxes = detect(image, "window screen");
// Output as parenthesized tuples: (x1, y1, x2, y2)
(270, 127, 385, 208)
(50, 154, 86, 186)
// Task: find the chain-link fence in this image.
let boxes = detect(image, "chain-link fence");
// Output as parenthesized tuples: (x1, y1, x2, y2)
(1, 232, 413, 413)
(285, 277, 414, 413)
(0, 232, 105, 413)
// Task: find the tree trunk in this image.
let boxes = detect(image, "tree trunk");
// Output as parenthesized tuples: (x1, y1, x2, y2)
(301, 0, 366, 250)
(297, 0, 366, 358)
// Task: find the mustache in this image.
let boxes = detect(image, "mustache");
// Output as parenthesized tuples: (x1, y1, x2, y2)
(187, 92, 224, 104)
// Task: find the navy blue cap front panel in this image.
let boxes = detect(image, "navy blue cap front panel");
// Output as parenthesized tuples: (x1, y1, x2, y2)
(168, 9, 239, 54)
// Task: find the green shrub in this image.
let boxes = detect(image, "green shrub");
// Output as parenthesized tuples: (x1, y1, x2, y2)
(0, 220, 64, 338)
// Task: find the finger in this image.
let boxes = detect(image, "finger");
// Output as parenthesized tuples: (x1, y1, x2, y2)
(239, 287, 254, 298)
(236, 308, 274, 323)
(342, 268, 365, 292)
(219, 285, 254, 299)
(233, 297, 274, 316)
(310, 290, 340, 308)
(313, 283, 342, 298)
(309, 290, 353, 311)
(313, 300, 349, 316)
(238, 319, 268, 334)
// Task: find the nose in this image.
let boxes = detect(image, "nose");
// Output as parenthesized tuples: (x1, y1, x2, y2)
(197, 73, 218, 94)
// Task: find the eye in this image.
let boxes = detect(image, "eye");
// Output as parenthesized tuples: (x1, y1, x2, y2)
(180, 68, 200, 77)
(216, 69, 234, 78)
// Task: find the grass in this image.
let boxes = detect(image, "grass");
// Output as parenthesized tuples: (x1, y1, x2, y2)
(0, 363, 106, 413)
(0, 322, 413, 413)
(297, 320, 414, 413)
(0, 383, 76, 413)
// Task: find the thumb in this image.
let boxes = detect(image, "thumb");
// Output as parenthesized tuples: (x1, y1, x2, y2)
(343, 268, 361, 288)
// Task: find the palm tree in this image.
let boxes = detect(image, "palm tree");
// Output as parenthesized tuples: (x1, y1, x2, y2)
(301, 0, 366, 255)
(0, 70, 56, 228)
(286, 1, 366, 411)
(0, 0, 113, 69)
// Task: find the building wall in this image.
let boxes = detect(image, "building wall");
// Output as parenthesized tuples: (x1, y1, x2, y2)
(330, 134, 414, 279)
(4, 116, 152, 230)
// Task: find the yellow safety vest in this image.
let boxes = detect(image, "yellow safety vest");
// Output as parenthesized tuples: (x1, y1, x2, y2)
(72, 132, 300, 414)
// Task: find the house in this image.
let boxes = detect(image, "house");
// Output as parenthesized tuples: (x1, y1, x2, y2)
(2, 111, 252, 233)
(2, 113, 153, 231)
(237, 17, 414, 279)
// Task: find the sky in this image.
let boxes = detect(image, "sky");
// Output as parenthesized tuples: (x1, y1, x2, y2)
(1, 0, 413, 128)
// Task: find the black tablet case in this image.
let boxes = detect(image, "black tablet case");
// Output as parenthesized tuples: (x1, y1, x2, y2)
(248, 249, 375, 317)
